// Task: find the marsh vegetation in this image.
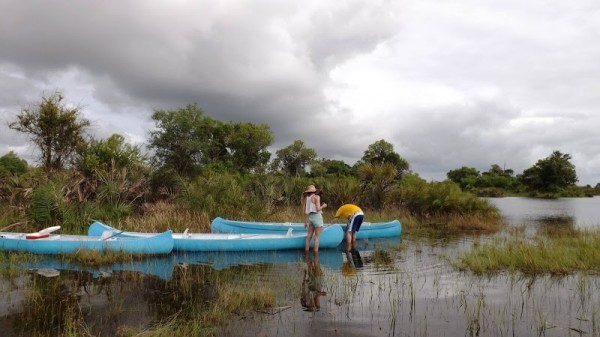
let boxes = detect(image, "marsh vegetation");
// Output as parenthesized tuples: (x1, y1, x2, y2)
(1, 93, 599, 336)
(2, 197, 599, 337)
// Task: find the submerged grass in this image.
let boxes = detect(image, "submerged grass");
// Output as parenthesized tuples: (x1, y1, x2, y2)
(14, 272, 94, 337)
(0, 252, 40, 280)
(62, 250, 141, 267)
(456, 229, 600, 275)
(114, 264, 285, 337)
(116, 313, 217, 337)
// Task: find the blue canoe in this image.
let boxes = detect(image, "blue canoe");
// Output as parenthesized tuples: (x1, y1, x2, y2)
(211, 217, 402, 239)
(88, 221, 344, 251)
(0, 227, 173, 255)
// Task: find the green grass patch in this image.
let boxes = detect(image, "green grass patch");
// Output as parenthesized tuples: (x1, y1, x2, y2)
(59, 250, 140, 267)
(456, 230, 600, 276)
(114, 263, 288, 337)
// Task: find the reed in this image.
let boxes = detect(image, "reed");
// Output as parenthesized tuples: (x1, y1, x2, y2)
(120, 201, 212, 233)
(112, 263, 285, 337)
(0, 252, 39, 280)
(59, 250, 138, 267)
(372, 249, 394, 266)
(365, 207, 503, 239)
(456, 229, 600, 275)
(116, 313, 216, 337)
(14, 273, 93, 337)
(215, 281, 275, 314)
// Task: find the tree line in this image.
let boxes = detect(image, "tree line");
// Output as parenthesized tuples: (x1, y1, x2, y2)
(0, 92, 594, 232)
(446, 151, 598, 197)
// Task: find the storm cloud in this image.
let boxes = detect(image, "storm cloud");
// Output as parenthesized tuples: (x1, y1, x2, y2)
(1, 0, 599, 185)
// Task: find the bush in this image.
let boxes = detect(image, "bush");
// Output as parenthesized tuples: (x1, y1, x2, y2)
(394, 178, 497, 216)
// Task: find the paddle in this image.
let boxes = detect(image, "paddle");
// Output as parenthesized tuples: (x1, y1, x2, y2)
(26, 226, 61, 239)
(39, 226, 61, 234)
(100, 230, 125, 241)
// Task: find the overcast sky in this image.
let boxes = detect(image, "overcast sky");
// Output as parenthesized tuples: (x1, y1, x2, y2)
(1, 0, 599, 185)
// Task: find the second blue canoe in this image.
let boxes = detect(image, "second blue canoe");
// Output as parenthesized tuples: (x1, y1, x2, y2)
(211, 217, 402, 239)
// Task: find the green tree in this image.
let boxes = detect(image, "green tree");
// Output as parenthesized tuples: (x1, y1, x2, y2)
(228, 122, 273, 173)
(76, 134, 146, 178)
(359, 139, 409, 177)
(520, 150, 578, 192)
(447, 166, 480, 189)
(148, 103, 214, 177)
(310, 158, 353, 177)
(148, 104, 274, 176)
(480, 164, 519, 190)
(9, 92, 91, 172)
(357, 162, 398, 208)
(486, 164, 513, 177)
(0, 151, 28, 177)
(271, 140, 316, 177)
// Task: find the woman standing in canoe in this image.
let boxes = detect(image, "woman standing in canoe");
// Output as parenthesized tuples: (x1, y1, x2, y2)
(301, 185, 327, 253)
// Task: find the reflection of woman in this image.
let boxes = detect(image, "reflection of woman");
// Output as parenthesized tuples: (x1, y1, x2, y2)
(301, 185, 327, 253)
(301, 252, 326, 312)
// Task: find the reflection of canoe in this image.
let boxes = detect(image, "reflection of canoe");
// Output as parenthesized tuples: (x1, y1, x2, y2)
(12, 249, 344, 281)
(0, 230, 173, 255)
(88, 221, 344, 251)
(172, 249, 344, 271)
(15, 255, 177, 280)
(211, 217, 402, 239)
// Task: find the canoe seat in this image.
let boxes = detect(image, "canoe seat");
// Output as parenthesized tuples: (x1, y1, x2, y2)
(100, 230, 113, 240)
(286, 228, 293, 237)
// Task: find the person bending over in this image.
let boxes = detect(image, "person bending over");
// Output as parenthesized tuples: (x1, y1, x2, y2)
(334, 203, 364, 249)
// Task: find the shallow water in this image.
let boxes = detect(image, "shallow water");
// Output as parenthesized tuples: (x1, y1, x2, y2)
(1, 197, 600, 336)
(219, 235, 600, 337)
(487, 196, 600, 229)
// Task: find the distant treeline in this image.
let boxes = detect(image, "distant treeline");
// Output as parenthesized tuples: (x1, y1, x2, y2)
(446, 151, 599, 198)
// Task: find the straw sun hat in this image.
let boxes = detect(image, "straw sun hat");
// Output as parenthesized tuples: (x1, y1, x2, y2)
(304, 185, 317, 193)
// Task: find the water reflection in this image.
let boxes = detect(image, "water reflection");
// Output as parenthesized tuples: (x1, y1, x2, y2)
(176, 249, 344, 271)
(487, 196, 600, 228)
(142, 264, 219, 320)
(13, 271, 88, 336)
(1, 255, 283, 337)
(301, 252, 326, 312)
(341, 248, 364, 278)
(15, 255, 176, 280)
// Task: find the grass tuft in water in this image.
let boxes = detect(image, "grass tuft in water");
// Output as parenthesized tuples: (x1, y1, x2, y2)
(456, 229, 600, 275)
(373, 249, 394, 266)
(60, 250, 140, 267)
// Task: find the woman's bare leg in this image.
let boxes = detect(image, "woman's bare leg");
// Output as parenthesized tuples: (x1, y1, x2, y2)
(305, 226, 315, 252)
(313, 227, 323, 253)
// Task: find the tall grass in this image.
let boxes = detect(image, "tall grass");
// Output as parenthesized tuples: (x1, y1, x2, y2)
(14, 273, 93, 337)
(456, 229, 600, 275)
(122, 201, 212, 233)
(115, 264, 284, 337)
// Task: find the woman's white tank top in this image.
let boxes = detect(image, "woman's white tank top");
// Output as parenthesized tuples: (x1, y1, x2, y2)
(305, 195, 318, 214)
